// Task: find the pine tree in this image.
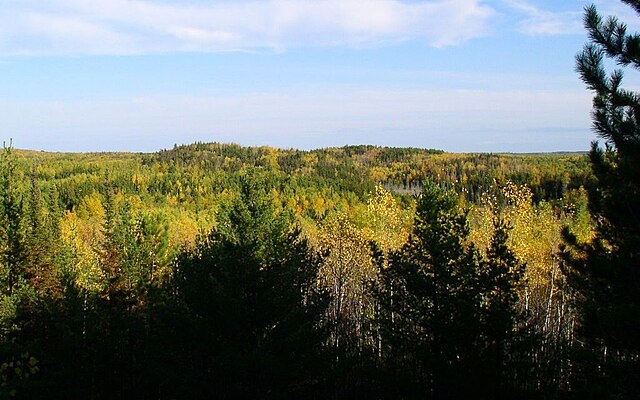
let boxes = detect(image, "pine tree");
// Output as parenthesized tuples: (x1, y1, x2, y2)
(171, 172, 328, 398)
(0, 142, 26, 298)
(379, 181, 484, 399)
(480, 219, 526, 398)
(567, 1, 640, 396)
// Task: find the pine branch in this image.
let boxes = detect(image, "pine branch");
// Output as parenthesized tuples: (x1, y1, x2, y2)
(621, 0, 640, 15)
(584, 4, 640, 68)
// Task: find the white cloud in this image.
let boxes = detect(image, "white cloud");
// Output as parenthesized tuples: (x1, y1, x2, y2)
(0, 0, 495, 55)
(503, 0, 583, 36)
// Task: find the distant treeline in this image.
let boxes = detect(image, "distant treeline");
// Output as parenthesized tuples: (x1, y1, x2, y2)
(147, 142, 592, 201)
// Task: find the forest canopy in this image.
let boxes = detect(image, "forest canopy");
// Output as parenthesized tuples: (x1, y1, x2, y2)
(0, 141, 596, 398)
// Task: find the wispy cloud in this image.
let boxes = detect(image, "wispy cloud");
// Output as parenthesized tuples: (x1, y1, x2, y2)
(0, 0, 495, 55)
(503, 0, 583, 36)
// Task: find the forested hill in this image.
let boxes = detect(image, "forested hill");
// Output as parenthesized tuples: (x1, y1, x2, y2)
(147, 143, 591, 199)
(2, 142, 594, 398)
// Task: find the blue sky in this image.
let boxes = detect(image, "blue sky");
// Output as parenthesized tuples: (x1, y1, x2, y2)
(0, 0, 637, 152)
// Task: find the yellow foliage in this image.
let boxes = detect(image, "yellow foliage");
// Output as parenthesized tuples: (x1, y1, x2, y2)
(363, 185, 412, 257)
(314, 212, 378, 336)
(260, 146, 280, 168)
(468, 182, 565, 290)
(76, 192, 105, 221)
(131, 173, 150, 192)
(167, 212, 203, 250)
(59, 211, 107, 293)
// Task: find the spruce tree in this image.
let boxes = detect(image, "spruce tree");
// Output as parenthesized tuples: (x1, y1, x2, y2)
(379, 181, 484, 399)
(480, 219, 526, 398)
(0, 142, 26, 298)
(567, 1, 640, 396)
(171, 172, 327, 398)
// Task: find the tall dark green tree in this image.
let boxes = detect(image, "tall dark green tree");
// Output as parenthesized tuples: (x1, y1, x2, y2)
(24, 171, 63, 298)
(171, 172, 328, 399)
(378, 181, 484, 399)
(377, 182, 530, 399)
(0, 142, 26, 298)
(567, 1, 640, 397)
(479, 219, 527, 399)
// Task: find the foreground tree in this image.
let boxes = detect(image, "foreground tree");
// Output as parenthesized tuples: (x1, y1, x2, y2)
(171, 173, 328, 398)
(567, 1, 640, 397)
(378, 182, 527, 399)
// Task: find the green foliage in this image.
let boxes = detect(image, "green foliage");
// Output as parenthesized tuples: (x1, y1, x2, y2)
(377, 182, 528, 398)
(0, 144, 32, 345)
(171, 172, 328, 398)
(565, 1, 640, 397)
(0, 141, 598, 398)
(0, 143, 26, 298)
(481, 219, 526, 340)
(380, 181, 481, 397)
(101, 190, 171, 298)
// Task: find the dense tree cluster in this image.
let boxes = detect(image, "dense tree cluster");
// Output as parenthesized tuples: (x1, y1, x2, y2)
(0, 140, 594, 398)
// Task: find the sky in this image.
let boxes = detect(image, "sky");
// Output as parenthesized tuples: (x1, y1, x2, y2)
(0, 0, 638, 153)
